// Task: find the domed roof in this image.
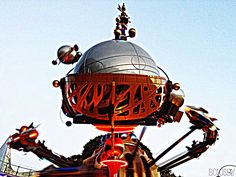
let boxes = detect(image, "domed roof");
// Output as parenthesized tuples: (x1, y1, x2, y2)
(74, 40, 159, 76)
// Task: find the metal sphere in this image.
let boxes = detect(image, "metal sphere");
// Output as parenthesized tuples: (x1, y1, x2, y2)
(57, 45, 76, 64)
(128, 28, 136, 38)
(52, 80, 60, 88)
(66, 121, 72, 127)
(52, 60, 57, 65)
(173, 83, 180, 90)
(57, 45, 72, 58)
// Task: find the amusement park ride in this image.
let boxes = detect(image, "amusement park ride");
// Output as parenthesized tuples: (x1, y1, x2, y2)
(6, 4, 219, 177)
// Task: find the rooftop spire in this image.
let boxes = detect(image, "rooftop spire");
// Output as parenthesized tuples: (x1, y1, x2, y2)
(114, 3, 136, 41)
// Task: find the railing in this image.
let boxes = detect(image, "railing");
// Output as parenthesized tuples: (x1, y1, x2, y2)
(0, 159, 34, 177)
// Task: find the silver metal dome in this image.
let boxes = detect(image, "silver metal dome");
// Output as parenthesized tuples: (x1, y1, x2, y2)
(74, 40, 159, 76)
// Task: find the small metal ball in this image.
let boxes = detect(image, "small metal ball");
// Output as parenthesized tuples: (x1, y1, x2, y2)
(52, 60, 57, 65)
(66, 121, 72, 127)
(52, 80, 60, 88)
(173, 83, 180, 90)
(74, 44, 79, 51)
(128, 28, 136, 38)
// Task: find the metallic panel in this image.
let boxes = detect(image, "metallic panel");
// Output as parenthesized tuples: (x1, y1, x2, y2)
(74, 40, 159, 76)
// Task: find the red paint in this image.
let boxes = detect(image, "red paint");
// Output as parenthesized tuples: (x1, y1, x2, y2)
(101, 159, 128, 177)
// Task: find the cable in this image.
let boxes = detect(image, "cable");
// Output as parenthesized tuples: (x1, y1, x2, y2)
(156, 65, 170, 81)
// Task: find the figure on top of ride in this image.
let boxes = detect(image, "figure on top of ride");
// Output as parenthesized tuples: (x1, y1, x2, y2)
(114, 3, 136, 40)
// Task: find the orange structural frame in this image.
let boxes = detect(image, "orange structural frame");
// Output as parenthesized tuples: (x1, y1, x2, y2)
(62, 73, 166, 125)
(94, 124, 137, 132)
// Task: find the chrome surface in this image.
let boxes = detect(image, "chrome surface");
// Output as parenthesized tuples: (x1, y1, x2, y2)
(74, 40, 159, 76)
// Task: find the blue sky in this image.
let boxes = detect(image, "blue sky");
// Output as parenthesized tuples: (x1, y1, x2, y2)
(0, 1, 236, 177)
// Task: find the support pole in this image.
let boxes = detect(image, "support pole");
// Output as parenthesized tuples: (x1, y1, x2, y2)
(149, 126, 197, 167)
(158, 142, 207, 172)
(159, 157, 193, 172)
